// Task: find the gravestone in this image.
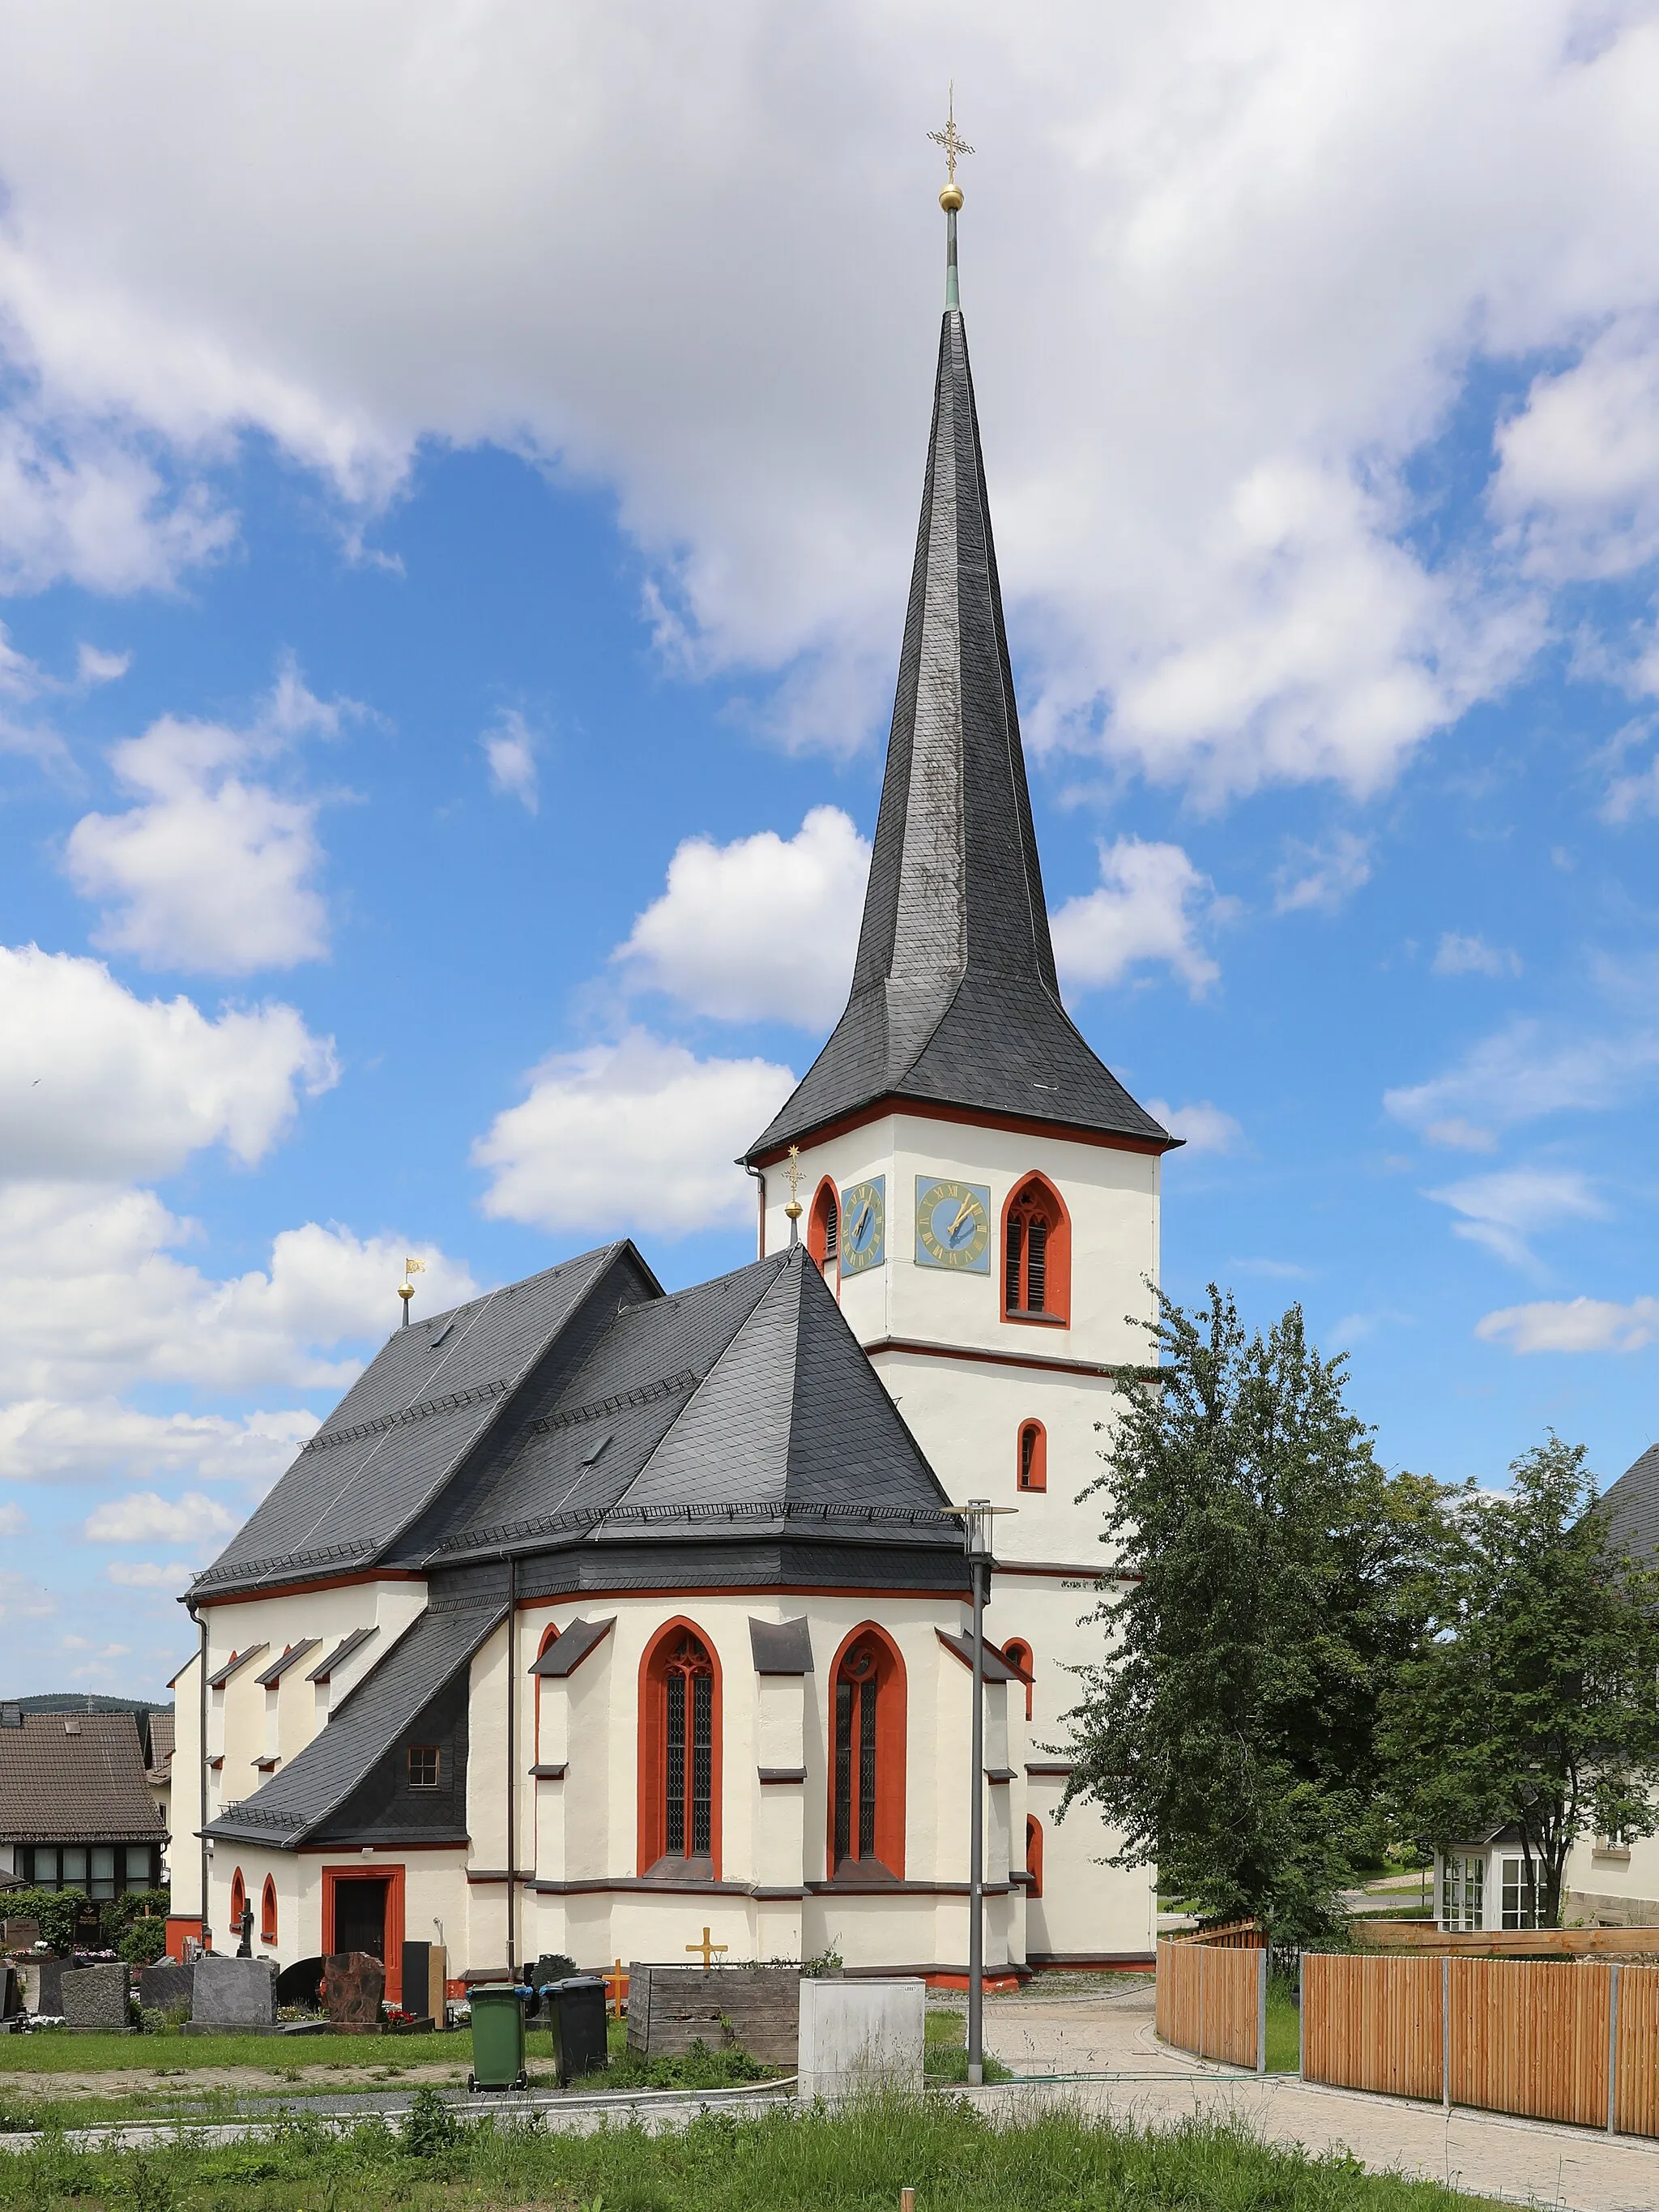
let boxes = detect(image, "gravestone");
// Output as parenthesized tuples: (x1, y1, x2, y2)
(322, 1949, 384, 2034)
(138, 1961, 194, 2018)
(0, 1964, 19, 2018)
(2, 1918, 41, 1953)
(185, 1955, 279, 2034)
(34, 1958, 71, 2016)
(797, 1977, 924, 2099)
(275, 1955, 325, 2012)
(62, 1961, 132, 2034)
(627, 1964, 800, 2065)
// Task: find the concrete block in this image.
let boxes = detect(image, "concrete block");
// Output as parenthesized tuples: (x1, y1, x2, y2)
(797, 1977, 924, 2099)
(62, 1961, 132, 2033)
(187, 1955, 277, 2031)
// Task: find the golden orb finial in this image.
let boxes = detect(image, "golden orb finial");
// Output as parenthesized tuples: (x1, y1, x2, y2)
(397, 1253, 426, 1326)
(939, 180, 964, 213)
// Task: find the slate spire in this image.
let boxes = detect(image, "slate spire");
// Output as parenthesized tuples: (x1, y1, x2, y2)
(747, 225, 1171, 1162)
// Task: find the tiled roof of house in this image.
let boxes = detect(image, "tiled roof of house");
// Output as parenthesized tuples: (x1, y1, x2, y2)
(0, 1708, 165, 1844)
(1602, 1440, 1659, 1565)
(745, 305, 1171, 1164)
(145, 1709, 174, 1785)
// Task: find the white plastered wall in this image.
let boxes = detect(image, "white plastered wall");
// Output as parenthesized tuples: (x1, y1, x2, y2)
(1564, 1831, 1659, 1925)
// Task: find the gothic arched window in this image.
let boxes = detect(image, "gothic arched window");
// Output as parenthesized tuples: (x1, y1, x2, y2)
(1003, 1638, 1034, 1724)
(638, 1621, 721, 1877)
(1017, 1419, 1047, 1494)
(1002, 1176, 1071, 1326)
(534, 1622, 559, 1761)
(228, 1866, 246, 1933)
(1026, 1815, 1044, 1898)
(808, 1179, 840, 1281)
(260, 1875, 278, 1946)
(827, 1625, 906, 1879)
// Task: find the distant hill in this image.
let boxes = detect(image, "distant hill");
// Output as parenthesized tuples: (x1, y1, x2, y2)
(7, 1693, 173, 1716)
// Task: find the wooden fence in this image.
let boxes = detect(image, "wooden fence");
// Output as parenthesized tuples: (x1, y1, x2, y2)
(1302, 1951, 1659, 2137)
(1353, 1919, 1659, 1958)
(1155, 1928, 1266, 2071)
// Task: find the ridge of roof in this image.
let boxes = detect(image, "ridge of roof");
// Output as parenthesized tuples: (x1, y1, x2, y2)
(1601, 1439, 1659, 1564)
(747, 307, 1171, 1163)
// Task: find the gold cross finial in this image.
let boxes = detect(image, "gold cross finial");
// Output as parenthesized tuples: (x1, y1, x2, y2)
(784, 1143, 804, 1244)
(686, 1925, 728, 1969)
(928, 83, 973, 209)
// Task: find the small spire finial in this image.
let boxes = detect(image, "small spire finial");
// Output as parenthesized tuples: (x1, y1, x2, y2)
(928, 87, 973, 308)
(398, 1253, 426, 1326)
(784, 1145, 804, 1247)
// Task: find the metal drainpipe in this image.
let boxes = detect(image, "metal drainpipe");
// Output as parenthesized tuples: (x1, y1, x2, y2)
(967, 1540, 986, 2085)
(190, 1599, 208, 1947)
(505, 1553, 517, 1979)
(744, 1162, 766, 1259)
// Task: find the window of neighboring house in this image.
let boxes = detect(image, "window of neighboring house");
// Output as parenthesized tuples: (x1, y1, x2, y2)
(260, 1875, 278, 1945)
(1500, 1855, 1540, 1931)
(1002, 1177, 1071, 1326)
(1017, 1420, 1047, 1493)
(808, 1180, 840, 1282)
(828, 1625, 906, 1880)
(229, 1867, 246, 1930)
(1026, 1815, 1043, 1898)
(1002, 1639, 1034, 1723)
(407, 1745, 441, 1790)
(126, 1846, 154, 1890)
(1440, 1853, 1484, 1932)
(638, 1621, 722, 1876)
(28, 1847, 58, 1890)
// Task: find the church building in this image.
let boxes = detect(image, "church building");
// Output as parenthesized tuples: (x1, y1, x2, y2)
(170, 190, 1179, 2000)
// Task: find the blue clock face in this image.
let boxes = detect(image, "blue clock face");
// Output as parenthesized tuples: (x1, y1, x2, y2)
(915, 1177, 992, 1272)
(839, 1178, 885, 1275)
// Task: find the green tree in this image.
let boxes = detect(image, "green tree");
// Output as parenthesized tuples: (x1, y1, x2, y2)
(1380, 1433, 1659, 1926)
(1058, 1286, 1446, 1946)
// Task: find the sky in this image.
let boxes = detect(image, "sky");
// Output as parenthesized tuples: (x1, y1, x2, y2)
(2, 1, 1658, 1698)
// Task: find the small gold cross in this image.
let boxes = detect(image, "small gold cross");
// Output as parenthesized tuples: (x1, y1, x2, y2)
(928, 83, 974, 186)
(686, 1925, 728, 1969)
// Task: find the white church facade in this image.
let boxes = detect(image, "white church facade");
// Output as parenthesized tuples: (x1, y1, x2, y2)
(168, 224, 1179, 2003)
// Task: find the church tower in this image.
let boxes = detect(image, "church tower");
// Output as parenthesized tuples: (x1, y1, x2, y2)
(744, 170, 1177, 1964)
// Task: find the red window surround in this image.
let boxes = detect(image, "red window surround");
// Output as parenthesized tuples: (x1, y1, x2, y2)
(1026, 1815, 1044, 1898)
(1003, 1638, 1034, 1723)
(228, 1866, 245, 1933)
(638, 1619, 723, 1879)
(321, 1862, 406, 2006)
(534, 1622, 559, 1760)
(260, 1874, 278, 1946)
(1017, 1419, 1047, 1494)
(825, 1623, 906, 1880)
(808, 1178, 840, 1285)
(1001, 1176, 1071, 1327)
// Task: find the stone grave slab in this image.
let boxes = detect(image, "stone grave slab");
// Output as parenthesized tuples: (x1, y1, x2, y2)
(31, 1958, 69, 2018)
(322, 1949, 385, 2034)
(184, 1954, 279, 2034)
(0, 1964, 19, 2019)
(2, 1918, 41, 1954)
(139, 1960, 195, 2018)
(797, 1977, 924, 2099)
(62, 1961, 133, 2034)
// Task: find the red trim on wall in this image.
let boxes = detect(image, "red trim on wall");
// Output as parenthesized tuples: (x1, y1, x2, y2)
(260, 1874, 278, 1945)
(228, 1866, 245, 1931)
(1026, 1814, 1044, 1898)
(825, 1621, 906, 1881)
(1003, 1638, 1034, 1723)
(321, 1861, 405, 2007)
(1016, 1420, 1047, 1494)
(636, 1616, 723, 1881)
(164, 1916, 203, 1962)
(748, 1094, 1175, 1168)
(1001, 1172, 1072, 1329)
(808, 1176, 841, 1296)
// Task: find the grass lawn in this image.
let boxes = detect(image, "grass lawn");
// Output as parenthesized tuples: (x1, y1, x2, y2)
(0, 2027, 479, 2075)
(921, 2008, 1015, 2085)
(0, 2090, 1492, 2210)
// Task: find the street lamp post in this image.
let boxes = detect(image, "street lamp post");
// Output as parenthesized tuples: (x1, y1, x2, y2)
(948, 1497, 1015, 2087)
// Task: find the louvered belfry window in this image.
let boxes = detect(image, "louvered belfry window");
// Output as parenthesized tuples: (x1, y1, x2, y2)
(1005, 1181, 1057, 1316)
(663, 1630, 714, 1859)
(834, 1643, 881, 1868)
(810, 1181, 839, 1278)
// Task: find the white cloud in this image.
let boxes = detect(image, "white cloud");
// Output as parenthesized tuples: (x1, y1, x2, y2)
(105, 1561, 196, 1591)
(616, 806, 869, 1027)
(1145, 1098, 1242, 1154)
(1476, 1295, 1659, 1354)
(0, 1503, 25, 1538)
(1433, 932, 1521, 977)
(0, 943, 335, 1178)
(1426, 1166, 1606, 1269)
(1272, 831, 1372, 916)
(0, 6, 1657, 787)
(0, 1569, 54, 1619)
(1384, 1020, 1659, 1137)
(482, 709, 539, 813)
(64, 664, 348, 973)
(85, 1489, 239, 1544)
(1422, 1118, 1499, 1153)
(75, 643, 130, 687)
(1051, 837, 1224, 997)
(475, 1028, 795, 1235)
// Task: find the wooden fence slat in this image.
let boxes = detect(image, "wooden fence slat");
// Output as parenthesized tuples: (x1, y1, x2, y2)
(1155, 1933, 1260, 2069)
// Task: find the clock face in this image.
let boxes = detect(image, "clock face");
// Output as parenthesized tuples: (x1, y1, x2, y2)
(915, 1177, 992, 1272)
(838, 1177, 886, 1275)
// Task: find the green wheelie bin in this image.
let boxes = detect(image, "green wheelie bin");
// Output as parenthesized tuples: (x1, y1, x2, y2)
(467, 1983, 528, 2092)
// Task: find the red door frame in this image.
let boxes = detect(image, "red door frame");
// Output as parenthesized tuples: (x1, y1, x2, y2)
(321, 1861, 405, 2006)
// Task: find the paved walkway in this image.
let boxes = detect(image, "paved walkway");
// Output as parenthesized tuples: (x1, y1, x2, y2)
(974, 1977, 1657, 2212)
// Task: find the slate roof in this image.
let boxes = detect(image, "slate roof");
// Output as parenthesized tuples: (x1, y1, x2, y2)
(746, 305, 1171, 1164)
(1601, 1441, 1659, 1564)
(205, 1603, 501, 1848)
(0, 1709, 165, 1845)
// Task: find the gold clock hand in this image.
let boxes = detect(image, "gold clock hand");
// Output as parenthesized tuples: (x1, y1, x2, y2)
(946, 1195, 975, 1237)
(851, 1201, 872, 1244)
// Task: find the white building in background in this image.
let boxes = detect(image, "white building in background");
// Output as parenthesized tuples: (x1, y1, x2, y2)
(167, 203, 1176, 1999)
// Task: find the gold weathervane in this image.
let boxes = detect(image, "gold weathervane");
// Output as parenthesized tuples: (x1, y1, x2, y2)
(397, 1253, 426, 1326)
(928, 83, 973, 211)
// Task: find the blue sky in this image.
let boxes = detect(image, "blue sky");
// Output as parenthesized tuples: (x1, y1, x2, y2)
(2, 3, 1658, 1696)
